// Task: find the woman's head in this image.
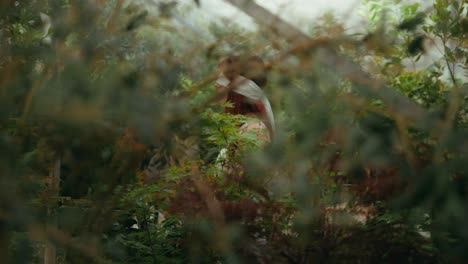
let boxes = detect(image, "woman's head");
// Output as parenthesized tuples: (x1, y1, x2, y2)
(218, 55, 241, 81)
(218, 54, 267, 87)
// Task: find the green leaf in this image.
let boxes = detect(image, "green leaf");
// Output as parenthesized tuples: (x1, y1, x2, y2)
(407, 35, 425, 55)
(398, 13, 425, 31)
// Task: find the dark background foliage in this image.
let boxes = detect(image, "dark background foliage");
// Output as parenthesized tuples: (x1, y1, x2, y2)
(0, 0, 467, 263)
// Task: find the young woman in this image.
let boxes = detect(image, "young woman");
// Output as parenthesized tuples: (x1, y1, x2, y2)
(215, 55, 275, 143)
(215, 55, 275, 170)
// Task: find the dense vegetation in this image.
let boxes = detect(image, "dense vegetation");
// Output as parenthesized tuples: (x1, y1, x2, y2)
(0, 0, 467, 263)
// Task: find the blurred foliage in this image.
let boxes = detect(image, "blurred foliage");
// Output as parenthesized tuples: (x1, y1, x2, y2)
(0, 0, 467, 263)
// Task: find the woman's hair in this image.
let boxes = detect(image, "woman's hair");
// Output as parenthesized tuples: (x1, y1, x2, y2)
(218, 55, 240, 81)
(224, 92, 263, 115)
